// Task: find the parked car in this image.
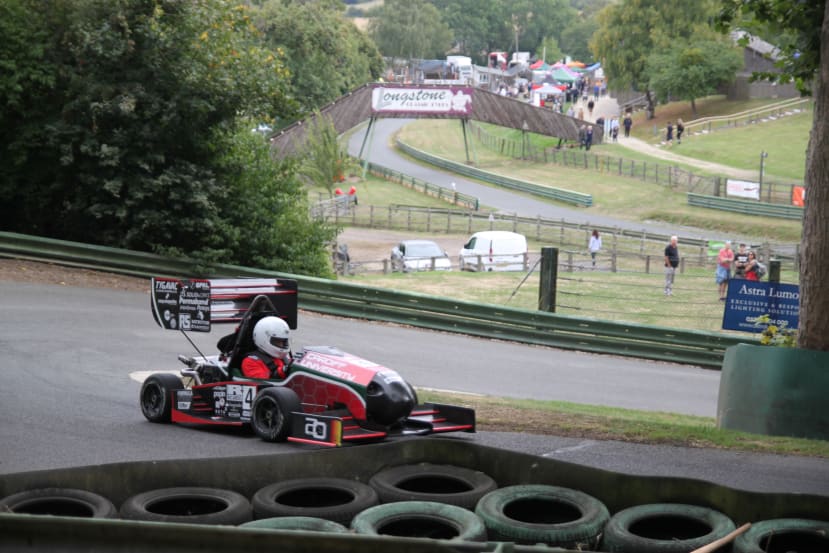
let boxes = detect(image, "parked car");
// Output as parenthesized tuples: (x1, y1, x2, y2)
(459, 231, 527, 272)
(391, 240, 452, 272)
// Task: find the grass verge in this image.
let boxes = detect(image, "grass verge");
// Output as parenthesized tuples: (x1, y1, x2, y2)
(418, 389, 829, 457)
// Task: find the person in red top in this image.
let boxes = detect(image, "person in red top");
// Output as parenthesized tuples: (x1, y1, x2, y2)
(241, 316, 292, 379)
(744, 251, 760, 281)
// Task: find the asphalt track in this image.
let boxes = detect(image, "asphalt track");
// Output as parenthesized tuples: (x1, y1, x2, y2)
(1, 281, 827, 496)
(347, 118, 715, 240)
(0, 118, 824, 492)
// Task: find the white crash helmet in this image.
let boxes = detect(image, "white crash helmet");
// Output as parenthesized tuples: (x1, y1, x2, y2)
(252, 316, 290, 359)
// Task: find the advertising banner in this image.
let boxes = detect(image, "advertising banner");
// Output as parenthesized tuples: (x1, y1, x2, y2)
(151, 277, 211, 332)
(721, 279, 799, 333)
(371, 86, 473, 116)
(726, 179, 761, 200)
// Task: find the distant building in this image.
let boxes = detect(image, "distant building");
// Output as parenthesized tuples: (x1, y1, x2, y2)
(724, 31, 800, 100)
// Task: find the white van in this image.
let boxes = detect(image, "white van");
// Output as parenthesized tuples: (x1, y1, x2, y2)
(459, 231, 528, 272)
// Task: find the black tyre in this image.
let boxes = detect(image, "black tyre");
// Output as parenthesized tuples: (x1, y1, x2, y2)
(140, 373, 183, 423)
(733, 518, 829, 553)
(474, 484, 609, 549)
(602, 503, 736, 553)
(251, 387, 300, 442)
(351, 500, 487, 542)
(251, 478, 379, 525)
(0, 488, 117, 518)
(240, 516, 349, 533)
(369, 463, 497, 510)
(119, 487, 252, 525)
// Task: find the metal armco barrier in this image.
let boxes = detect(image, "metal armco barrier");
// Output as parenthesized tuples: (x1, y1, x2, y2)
(1, 439, 827, 552)
(0, 232, 748, 368)
(397, 140, 593, 207)
(687, 193, 804, 220)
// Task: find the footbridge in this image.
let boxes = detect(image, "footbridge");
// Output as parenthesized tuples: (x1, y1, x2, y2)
(269, 83, 599, 160)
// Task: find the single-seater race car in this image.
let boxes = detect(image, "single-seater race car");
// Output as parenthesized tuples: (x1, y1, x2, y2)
(141, 277, 475, 447)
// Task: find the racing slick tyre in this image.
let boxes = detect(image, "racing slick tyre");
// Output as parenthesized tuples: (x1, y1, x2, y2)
(368, 463, 497, 510)
(119, 487, 252, 525)
(732, 518, 829, 553)
(251, 478, 379, 525)
(0, 488, 117, 518)
(250, 387, 300, 442)
(240, 516, 349, 533)
(140, 373, 184, 423)
(601, 503, 736, 553)
(351, 500, 488, 541)
(474, 484, 609, 549)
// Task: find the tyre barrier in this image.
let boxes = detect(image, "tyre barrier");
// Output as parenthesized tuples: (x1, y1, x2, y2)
(0, 488, 117, 519)
(119, 487, 252, 525)
(601, 503, 736, 553)
(240, 516, 349, 533)
(474, 484, 609, 549)
(369, 463, 497, 510)
(732, 518, 829, 553)
(1, 439, 828, 553)
(251, 477, 378, 525)
(351, 500, 488, 542)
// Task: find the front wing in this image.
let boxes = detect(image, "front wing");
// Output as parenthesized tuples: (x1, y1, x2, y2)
(288, 403, 476, 447)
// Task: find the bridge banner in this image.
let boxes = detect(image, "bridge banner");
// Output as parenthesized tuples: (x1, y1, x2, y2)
(371, 86, 473, 116)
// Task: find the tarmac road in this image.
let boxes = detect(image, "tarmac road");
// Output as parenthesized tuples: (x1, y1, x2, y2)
(1, 281, 827, 497)
(348, 118, 716, 240)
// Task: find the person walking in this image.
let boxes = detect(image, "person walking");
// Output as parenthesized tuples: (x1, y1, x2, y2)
(584, 125, 594, 151)
(666, 121, 674, 145)
(716, 241, 734, 301)
(623, 113, 633, 137)
(589, 229, 602, 268)
(676, 118, 685, 144)
(664, 235, 679, 296)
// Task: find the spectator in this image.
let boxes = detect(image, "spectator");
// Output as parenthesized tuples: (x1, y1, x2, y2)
(610, 118, 620, 142)
(587, 99, 595, 118)
(716, 241, 734, 301)
(676, 118, 685, 144)
(664, 235, 679, 296)
(623, 113, 633, 137)
(578, 125, 586, 149)
(745, 251, 760, 281)
(733, 243, 749, 278)
(589, 230, 602, 268)
(585, 125, 594, 151)
(666, 121, 674, 145)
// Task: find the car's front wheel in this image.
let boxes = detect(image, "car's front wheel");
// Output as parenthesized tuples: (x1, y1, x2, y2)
(251, 387, 301, 442)
(140, 373, 183, 423)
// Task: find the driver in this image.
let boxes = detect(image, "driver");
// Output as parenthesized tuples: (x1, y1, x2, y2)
(241, 316, 292, 379)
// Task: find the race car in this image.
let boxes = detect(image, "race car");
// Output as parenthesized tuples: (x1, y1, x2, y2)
(140, 277, 475, 446)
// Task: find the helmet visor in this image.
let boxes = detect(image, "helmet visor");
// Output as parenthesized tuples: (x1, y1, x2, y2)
(269, 336, 289, 350)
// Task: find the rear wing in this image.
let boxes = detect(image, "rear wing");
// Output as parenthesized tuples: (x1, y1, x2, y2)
(150, 277, 298, 333)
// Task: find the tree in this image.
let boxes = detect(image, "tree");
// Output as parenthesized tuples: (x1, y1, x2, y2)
(719, 0, 828, 350)
(0, 0, 334, 277)
(251, 0, 383, 114)
(536, 36, 564, 65)
(368, 0, 453, 60)
(646, 39, 743, 117)
(590, 0, 721, 117)
(295, 114, 351, 198)
(430, 0, 509, 62)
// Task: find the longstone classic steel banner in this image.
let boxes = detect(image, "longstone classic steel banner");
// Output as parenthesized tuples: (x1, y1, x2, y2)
(370, 86, 473, 116)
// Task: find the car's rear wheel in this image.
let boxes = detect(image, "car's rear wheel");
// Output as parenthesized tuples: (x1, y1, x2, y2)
(251, 387, 300, 442)
(140, 373, 183, 423)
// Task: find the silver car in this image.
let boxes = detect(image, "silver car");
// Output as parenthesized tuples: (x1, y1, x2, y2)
(391, 240, 452, 272)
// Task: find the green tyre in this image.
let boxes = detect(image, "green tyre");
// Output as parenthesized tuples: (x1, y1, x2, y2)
(733, 518, 829, 553)
(351, 500, 487, 542)
(240, 516, 349, 533)
(474, 484, 609, 549)
(601, 503, 736, 553)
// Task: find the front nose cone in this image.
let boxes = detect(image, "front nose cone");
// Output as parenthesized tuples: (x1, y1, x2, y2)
(366, 375, 416, 426)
